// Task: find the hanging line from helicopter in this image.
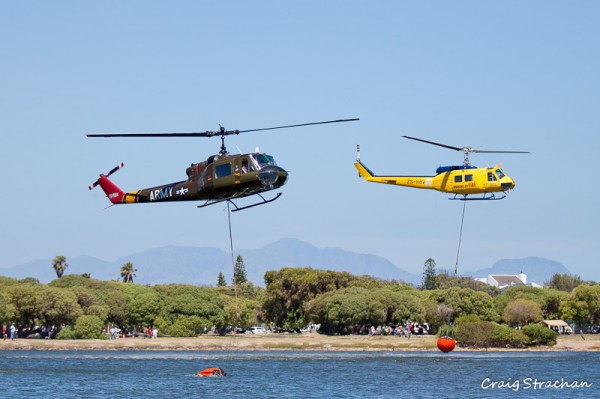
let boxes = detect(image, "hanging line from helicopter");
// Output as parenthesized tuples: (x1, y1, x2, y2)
(454, 199, 467, 275)
(227, 201, 241, 322)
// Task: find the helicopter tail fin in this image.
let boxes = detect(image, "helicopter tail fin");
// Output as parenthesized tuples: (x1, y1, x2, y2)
(354, 160, 376, 181)
(354, 144, 376, 180)
(89, 163, 125, 204)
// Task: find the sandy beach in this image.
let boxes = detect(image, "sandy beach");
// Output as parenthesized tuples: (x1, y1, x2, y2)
(2, 333, 599, 352)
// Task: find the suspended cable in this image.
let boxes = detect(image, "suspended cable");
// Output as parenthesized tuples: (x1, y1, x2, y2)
(227, 201, 240, 321)
(454, 199, 467, 276)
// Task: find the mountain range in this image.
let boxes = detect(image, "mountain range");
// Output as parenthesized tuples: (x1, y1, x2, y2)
(0, 238, 572, 287)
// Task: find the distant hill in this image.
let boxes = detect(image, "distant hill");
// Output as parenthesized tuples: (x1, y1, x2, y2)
(1, 241, 572, 288)
(239, 238, 419, 284)
(0, 238, 421, 286)
(466, 256, 572, 286)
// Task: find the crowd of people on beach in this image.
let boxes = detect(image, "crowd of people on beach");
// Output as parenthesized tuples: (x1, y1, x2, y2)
(3, 320, 431, 341)
(2, 323, 61, 340)
(105, 325, 159, 339)
(361, 321, 430, 337)
(3, 323, 161, 341)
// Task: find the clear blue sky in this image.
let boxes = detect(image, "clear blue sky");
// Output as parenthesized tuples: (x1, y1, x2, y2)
(1, 1, 598, 280)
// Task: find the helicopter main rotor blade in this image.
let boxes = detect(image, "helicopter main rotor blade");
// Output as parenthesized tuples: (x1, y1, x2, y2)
(402, 136, 463, 151)
(238, 118, 359, 133)
(86, 131, 223, 138)
(87, 118, 359, 138)
(470, 149, 531, 154)
(402, 135, 529, 154)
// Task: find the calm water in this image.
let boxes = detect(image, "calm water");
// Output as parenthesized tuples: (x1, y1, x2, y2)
(0, 350, 598, 398)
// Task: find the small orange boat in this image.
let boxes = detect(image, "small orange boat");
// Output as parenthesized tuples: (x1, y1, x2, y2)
(197, 367, 226, 377)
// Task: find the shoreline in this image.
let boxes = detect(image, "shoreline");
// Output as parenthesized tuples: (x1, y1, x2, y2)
(2, 334, 599, 352)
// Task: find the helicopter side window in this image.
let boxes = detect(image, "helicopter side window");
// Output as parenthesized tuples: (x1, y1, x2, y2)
(495, 169, 505, 179)
(487, 172, 497, 182)
(241, 159, 249, 174)
(215, 163, 232, 179)
(454, 175, 463, 183)
(465, 174, 473, 182)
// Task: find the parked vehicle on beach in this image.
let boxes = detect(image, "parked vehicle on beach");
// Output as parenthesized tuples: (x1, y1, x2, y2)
(411, 322, 430, 335)
(300, 323, 320, 333)
(246, 326, 267, 334)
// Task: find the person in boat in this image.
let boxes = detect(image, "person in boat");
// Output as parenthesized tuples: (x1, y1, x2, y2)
(212, 368, 226, 376)
(198, 367, 227, 377)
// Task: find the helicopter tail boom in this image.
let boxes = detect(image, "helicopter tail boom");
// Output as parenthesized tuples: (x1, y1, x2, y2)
(355, 161, 435, 189)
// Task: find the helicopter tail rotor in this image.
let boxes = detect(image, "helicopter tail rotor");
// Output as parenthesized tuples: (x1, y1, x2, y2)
(89, 163, 124, 190)
(89, 163, 126, 205)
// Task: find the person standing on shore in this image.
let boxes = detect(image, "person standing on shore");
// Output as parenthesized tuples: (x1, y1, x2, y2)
(2, 324, 6, 340)
(9, 323, 16, 340)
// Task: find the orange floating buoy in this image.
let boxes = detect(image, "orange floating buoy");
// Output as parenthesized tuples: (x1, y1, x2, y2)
(437, 336, 456, 353)
(197, 367, 226, 377)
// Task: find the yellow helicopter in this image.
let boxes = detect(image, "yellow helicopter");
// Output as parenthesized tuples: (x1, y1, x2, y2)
(354, 136, 529, 200)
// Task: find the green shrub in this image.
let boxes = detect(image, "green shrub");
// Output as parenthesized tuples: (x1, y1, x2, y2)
(165, 315, 211, 337)
(73, 315, 104, 339)
(454, 314, 481, 326)
(456, 321, 532, 348)
(455, 321, 496, 347)
(84, 304, 109, 321)
(491, 324, 528, 347)
(437, 325, 458, 338)
(56, 325, 76, 340)
(522, 324, 558, 346)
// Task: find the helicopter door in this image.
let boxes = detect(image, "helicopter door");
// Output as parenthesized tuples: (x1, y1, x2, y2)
(232, 158, 242, 184)
(213, 161, 235, 195)
(240, 157, 255, 175)
(486, 170, 499, 190)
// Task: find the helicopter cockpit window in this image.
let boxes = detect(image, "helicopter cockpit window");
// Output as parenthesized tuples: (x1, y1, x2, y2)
(487, 172, 497, 181)
(215, 163, 232, 179)
(253, 154, 276, 167)
(495, 169, 505, 179)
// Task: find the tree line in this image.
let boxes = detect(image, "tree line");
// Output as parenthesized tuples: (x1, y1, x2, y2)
(1, 256, 598, 343)
(52, 255, 137, 283)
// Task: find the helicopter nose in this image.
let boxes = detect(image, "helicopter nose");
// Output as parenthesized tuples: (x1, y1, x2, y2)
(501, 179, 515, 191)
(258, 166, 288, 187)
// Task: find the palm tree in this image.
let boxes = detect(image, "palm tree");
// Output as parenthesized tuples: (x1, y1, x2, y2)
(52, 256, 68, 278)
(120, 262, 137, 283)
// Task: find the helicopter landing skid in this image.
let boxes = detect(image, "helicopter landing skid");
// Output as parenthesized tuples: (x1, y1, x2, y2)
(197, 193, 282, 211)
(228, 193, 282, 212)
(449, 193, 507, 201)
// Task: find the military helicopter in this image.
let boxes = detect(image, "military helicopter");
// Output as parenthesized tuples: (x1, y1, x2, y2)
(88, 118, 358, 211)
(354, 136, 529, 200)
